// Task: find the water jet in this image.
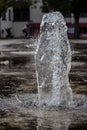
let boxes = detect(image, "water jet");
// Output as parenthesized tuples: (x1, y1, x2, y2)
(35, 12, 73, 108)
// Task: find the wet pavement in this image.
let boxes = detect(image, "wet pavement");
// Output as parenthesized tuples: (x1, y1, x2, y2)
(0, 39, 87, 130)
(70, 40, 87, 95)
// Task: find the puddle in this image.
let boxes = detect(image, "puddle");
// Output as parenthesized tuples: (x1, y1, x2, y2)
(0, 57, 36, 76)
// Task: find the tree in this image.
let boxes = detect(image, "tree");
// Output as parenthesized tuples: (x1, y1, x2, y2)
(0, 0, 15, 17)
(42, 0, 87, 38)
(0, 0, 37, 16)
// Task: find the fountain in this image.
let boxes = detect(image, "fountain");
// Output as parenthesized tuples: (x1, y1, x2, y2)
(0, 14, 87, 130)
(35, 11, 73, 108)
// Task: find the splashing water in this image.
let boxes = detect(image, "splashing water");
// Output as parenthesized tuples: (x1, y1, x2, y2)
(35, 12, 73, 108)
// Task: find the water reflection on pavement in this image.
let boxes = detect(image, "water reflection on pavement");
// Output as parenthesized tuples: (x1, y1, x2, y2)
(0, 39, 87, 130)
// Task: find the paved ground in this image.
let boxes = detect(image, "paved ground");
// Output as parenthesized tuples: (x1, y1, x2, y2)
(0, 39, 87, 130)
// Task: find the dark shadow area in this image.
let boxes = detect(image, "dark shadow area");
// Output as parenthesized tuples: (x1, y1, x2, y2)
(69, 123, 87, 130)
(11, 57, 27, 67)
(0, 76, 25, 97)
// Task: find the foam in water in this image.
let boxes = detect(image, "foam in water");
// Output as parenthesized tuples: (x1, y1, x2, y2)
(35, 12, 73, 108)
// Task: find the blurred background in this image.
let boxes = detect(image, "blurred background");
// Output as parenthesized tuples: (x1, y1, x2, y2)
(0, 0, 87, 39)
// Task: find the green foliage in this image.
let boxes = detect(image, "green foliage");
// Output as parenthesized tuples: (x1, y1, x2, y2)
(0, 0, 13, 16)
(42, 0, 87, 14)
(0, 0, 37, 16)
(12, 0, 33, 9)
(42, 0, 69, 13)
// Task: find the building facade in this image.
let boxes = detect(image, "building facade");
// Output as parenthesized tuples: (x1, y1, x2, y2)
(0, 0, 43, 38)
